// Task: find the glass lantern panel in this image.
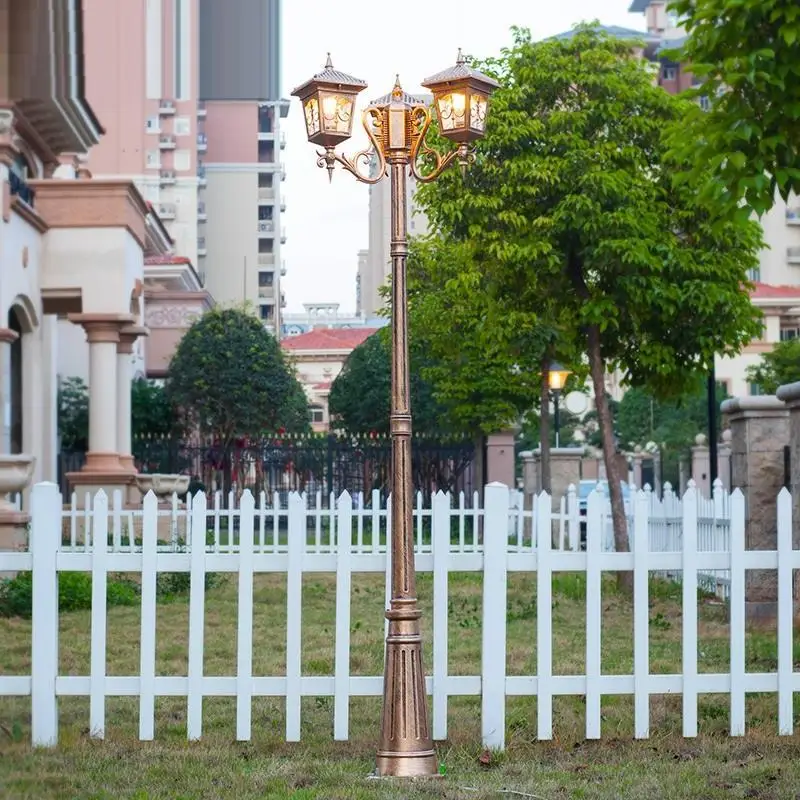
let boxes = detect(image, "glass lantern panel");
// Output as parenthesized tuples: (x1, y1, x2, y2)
(437, 91, 467, 132)
(320, 92, 354, 135)
(304, 97, 321, 137)
(469, 92, 488, 131)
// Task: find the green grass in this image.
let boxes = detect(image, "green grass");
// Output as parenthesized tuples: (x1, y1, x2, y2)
(1, 572, 799, 799)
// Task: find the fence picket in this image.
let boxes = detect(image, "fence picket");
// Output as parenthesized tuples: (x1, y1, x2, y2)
(30, 482, 60, 747)
(776, 488, 793, 735)
(536, 491, 554, 740)
(333, 492, 353, 741)
(432, 491, 450, 741)
(633, 490, 650, 739)
(681, 484, 699, 738)
(89, 490, 109, 739)
(729, 489, 746, 737)
(139, 491, 158, 741)
(236, 491, 255, 741)
(585, 489, 603, 739)
(187, 491, 208, 740)
(286, 492, 304, 741)
(481, 483, 509, 749)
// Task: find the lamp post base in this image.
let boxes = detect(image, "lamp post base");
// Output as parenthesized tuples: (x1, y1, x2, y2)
(375, 751, 439, 778)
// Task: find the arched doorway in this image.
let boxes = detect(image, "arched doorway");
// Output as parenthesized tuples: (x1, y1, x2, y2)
(7, 308, 22, 454)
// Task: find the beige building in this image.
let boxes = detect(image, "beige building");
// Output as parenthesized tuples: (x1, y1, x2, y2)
(282, 328, 378, 431)
(0, 0, 174, 517)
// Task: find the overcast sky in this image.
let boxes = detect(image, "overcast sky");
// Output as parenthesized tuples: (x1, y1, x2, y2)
(280, 0, 645, 314)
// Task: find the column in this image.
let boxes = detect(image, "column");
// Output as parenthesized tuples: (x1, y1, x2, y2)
(722, 396, 790, 625)
(691, 433, 711, 496)
(117, 326, 147, 471)
(0, 327, 18, 453)
(68, 315, 126, 474)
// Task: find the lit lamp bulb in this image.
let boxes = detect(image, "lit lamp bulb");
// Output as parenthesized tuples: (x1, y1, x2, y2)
(322, 95, 338, 120)
(451, 91, 466, 117)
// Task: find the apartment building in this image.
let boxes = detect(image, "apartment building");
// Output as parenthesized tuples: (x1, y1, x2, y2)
(200, 0, 288, 334)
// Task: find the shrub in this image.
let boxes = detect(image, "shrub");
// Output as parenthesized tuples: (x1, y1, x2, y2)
(0, 572, 139, 618)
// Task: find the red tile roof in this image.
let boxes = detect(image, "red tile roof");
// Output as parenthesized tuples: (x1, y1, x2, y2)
(751, 283, 800, 300)
(282, 327, 378, 351)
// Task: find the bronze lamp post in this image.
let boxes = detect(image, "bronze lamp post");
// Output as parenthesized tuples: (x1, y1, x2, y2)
(292, 51, 498, 778)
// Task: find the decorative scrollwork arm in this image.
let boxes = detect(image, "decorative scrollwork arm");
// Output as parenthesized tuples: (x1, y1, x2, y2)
(408, 104, 474, 183)
(316, 107, 387, 185)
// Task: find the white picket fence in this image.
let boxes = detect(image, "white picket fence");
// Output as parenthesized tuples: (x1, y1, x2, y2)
(0, 480, 797, 750)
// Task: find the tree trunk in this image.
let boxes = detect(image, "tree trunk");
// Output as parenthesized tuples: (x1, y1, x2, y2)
(540, 359, 552, 494)
(586, 324, 631, 591)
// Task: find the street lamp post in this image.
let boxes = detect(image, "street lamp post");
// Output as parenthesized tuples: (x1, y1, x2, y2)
(292, 53, 498, 777)
(548, 363, 571, 448)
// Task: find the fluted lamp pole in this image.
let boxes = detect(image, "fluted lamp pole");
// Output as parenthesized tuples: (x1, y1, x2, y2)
(292, 51, 498, 778)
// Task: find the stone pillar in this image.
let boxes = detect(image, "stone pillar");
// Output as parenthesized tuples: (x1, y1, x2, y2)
(722, 396, 790, 625)
(524, 447, 584, 501)
(486, 429, 515, 487)
(776, 383, 800, 615)
(66, 314, 135, 502)
(691, 433, 711, 496)
(116, 326, 148, 472)
(519, 450, 539, 499)
(632, 446, 644, 489)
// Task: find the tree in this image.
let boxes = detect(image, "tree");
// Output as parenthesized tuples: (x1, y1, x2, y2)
(668, 0, 800, 217)
(746, 338, 800, 394)
(166, 307, 309, 447)
(328, 330, 446, 435)
(58, 377, 89, 450)
(131, 378, 183, 439)
(415, 26, 763, 559)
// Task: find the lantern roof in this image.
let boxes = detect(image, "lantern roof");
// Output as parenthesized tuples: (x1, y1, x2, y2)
(369, 76, 428, 108)
(421, 50, 500, 91)
(291, 54, 368, 99)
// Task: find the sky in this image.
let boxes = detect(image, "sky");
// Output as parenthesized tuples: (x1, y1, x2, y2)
(280, 0, 646, 314)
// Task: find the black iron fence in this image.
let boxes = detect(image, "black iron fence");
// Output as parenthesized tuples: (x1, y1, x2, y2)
(59, 433, 476, 505)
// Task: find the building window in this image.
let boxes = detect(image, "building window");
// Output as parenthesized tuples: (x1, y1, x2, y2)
(174, 116, 191, 135)
(174, 150, 191, 171)
(662, 66, 677, 81)
(749, 382, 764, 396)
(258, 206, 274, 221)
(259, 304, 274, 322)
(309, 406, 325, 424)
(146, 116, 160, 132)
(145, 150, 160, 168)
(698, 95, 711, 111)
(747, 267, 761, 282)
(780, 328, 799, 341)
(258, 271, 274, 287)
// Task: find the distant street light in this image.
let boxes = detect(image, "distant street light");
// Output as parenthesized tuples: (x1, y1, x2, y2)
(292, 52, 498, 778)
(548, 363, 572, 447)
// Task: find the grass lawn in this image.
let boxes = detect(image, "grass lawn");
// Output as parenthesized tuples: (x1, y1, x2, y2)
(1, 571, 799, 799)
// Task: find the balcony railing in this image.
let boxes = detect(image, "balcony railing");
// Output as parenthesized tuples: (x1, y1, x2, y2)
(258, 187, 274, 201)
(159, 135, 176, 149)
(258, 253, 275, 266)
(159, 169, 176, 184)
(197, 133, 208, 150)
(258, 220, 274, 233)
(158, 203, 177, 220)
(8, 171, 35, 207)
(197, 100, 207, 117)
(788, 246, 800, 264)
(258, 286, 274, 299)
(786, 208, 800, 225)
(159, 99, 175, 115)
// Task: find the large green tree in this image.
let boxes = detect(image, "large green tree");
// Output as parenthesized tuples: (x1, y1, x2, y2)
(166, 307, 309, 447)
(328, 330, 446, 435)
(668, 0, 800, 216)
(746, 338, 800, 393)
(415, 26, 763, 555)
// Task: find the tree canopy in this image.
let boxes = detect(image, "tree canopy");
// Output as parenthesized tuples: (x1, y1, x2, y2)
(166, 307, 309, 444)
(746, 338, 800, 394)
(668, 0, 800, 216)
(328, 329, 446, 435)
(414, 26, 764, 552)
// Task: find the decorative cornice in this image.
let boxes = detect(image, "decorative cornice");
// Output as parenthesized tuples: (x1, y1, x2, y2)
(145, 305, 204, 329)
(26, 179, 149, 249)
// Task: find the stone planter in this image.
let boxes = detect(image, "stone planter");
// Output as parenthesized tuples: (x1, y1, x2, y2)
(0, 454, 36, 577)
(134, 474, 191, 543)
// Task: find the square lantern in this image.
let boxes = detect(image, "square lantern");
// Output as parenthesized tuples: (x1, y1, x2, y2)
(291, 54, 368, 148)
(421, 50, 500, 144)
